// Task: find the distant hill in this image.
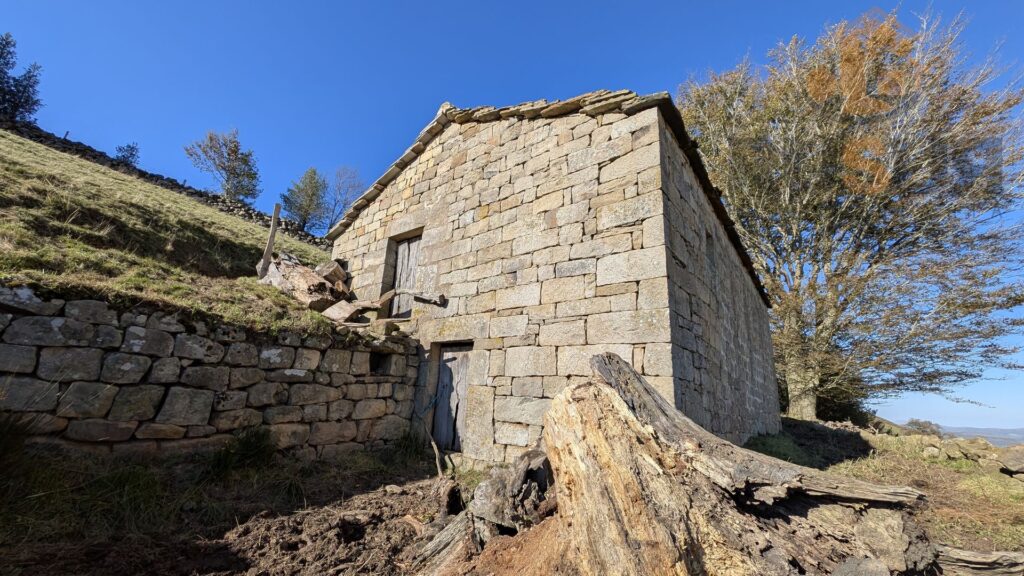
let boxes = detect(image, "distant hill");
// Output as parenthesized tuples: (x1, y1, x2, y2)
(939, 425, 1024, 447)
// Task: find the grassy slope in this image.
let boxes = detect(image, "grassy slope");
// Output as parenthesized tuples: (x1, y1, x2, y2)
(0, 129, 331, 333)
(747, 421, 1024, 552)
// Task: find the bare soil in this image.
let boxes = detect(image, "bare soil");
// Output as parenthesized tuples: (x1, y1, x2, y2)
(0, 450, 441, 576)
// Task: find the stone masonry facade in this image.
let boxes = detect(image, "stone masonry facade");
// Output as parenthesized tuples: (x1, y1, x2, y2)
(0, 286, 418, 458)
(329, 89, 780, 464)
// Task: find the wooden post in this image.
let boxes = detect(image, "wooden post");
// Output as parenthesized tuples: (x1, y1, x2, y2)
(256, 203, 281, 279)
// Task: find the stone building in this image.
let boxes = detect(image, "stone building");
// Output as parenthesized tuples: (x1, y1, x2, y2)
(327, 89, 780, 463)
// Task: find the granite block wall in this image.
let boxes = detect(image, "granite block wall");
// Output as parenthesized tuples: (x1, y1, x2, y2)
(658, 117, 781, 441)
(0, 287, 418, 459)
(330, 94, 780, 463)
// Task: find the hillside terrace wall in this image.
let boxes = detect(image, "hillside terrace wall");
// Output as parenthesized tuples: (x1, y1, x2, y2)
(0, 287, 418, 459)
(0, 121, 329, 249)
(330, 92, 780, 464)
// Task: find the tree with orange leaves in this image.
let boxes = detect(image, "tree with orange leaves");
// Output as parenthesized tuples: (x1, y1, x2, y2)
(679, 11, 1024, 421)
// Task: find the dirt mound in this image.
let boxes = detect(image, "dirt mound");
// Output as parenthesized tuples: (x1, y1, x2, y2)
(220, 479, 437, 575)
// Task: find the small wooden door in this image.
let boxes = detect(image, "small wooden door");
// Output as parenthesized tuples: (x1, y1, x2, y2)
(432, 344, 471, 451)
(389, 236, 421, 319)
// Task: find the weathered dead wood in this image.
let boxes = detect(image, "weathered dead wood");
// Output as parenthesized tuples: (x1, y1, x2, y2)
(416, 353, 946, 576)
(411, 511, 477, 575)
(256, 203, 281, 279)
(937, 545, 1024, 576)
(541, 353, 935, 575)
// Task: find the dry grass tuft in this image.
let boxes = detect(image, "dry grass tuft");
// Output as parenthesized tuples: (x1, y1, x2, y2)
(0, 130, 331, 333)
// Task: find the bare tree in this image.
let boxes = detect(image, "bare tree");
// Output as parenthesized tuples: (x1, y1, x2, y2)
(184, 129, 261, 204)
(323, 166, 364, 233)
(679, 11, 1024, 419)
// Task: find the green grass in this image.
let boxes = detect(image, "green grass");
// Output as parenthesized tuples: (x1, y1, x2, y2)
(746, 422, 1024, 552)
(0, 129, 332, 333)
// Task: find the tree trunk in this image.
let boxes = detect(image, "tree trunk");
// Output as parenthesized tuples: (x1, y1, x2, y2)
(414, 353, 939, 575)
(785, 357, 819, 420)
(781, 304, 819, 420)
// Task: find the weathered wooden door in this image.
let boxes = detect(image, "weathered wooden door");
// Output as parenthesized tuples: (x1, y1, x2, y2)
(389, 236, 420, 318)
(432, 344, 471, 451)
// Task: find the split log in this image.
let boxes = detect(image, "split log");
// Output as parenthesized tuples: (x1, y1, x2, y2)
(542, 353, 935, 575)
(415, 353, 941, 575)
(937, 546, 1024, 576)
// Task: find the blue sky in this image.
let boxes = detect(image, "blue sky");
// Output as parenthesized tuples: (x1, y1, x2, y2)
(5, 0, 1023, 427)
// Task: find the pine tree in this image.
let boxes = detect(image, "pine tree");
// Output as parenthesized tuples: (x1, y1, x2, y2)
(0, 32, 42, 123)
(281, 167, 329, 233)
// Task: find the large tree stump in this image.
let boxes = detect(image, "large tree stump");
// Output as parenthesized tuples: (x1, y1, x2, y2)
(413, 353, 945, 575)
(542, 353, 935, 575)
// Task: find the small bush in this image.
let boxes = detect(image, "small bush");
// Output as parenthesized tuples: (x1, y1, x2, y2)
(113, 142, 140, 167)
(905, 419, 944, 437)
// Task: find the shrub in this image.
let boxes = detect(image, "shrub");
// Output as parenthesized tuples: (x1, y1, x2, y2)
(113, 142, 140, 167)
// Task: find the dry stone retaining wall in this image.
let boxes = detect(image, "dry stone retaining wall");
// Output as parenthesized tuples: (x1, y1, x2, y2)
(0, 287, 418, 458)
